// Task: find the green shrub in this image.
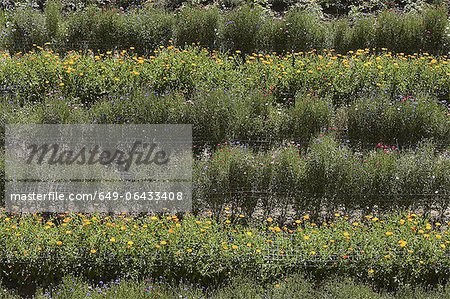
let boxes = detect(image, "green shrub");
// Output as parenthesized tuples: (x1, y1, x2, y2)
(65, 6, 122, 51)
(3, 7, 47, 53)
(276, 95, 332, 142)
(258, 18, 289, 54)
(220, 6, 266, 53)
(421, 6, 448, 53)
(349, 16, 375, 50)
(118, 8, 174, 53)
(174, 6, 219, 49)
(284, 9, 328, 51)
(347, 96, 450, 146)
(185, 90, 234, 145)
(375, 8, 448, 53)
(332, 18, 352, 52)
(44, 0, 62, 42)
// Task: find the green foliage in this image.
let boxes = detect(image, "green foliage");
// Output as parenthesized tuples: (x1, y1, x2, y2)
(196, 139, 449, 215)
(220, 6, 266, 53)
(1, 6, 450, 54)
(0, 50, 448, 147)
(174, 6, 219, 48)
(3, 213, 450, 292)
(44, 0, 61, 41)
(347, 96, 450, 146)
(284, 9, 328, 51)
(3, 274, 450, 298)
(118, 8, 175, 52)
(3, 7, 47, 52)
(65, 6, 122, 51)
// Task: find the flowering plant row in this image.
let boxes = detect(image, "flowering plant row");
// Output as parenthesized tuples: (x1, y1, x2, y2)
(0, 48, 449, 146)
(2, 211, 450, 290)
(1, 47, 450, 106)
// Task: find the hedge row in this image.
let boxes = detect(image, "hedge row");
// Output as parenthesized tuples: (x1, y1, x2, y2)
(2, 213, 450, 290)
(0, 137, 448, 214)
(1, 91, 448, 147)
(1, 5, 449, 54)
(4, 275, 450, 299)
(194, 138, 449, 216)
(1, 0, 444, 14)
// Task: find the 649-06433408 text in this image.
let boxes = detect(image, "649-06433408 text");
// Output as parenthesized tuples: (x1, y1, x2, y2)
(8, 191, 186, 202)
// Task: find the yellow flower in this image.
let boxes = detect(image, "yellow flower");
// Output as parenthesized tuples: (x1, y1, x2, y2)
(56, 241, 63, 246)
(303, 235, 310, 241)
(246, 232, 252, 236)
(59, 82, 64, 87)
(187, 248, 193, 253)
(440, 244, 446, 249)
(160, 240, 167, 245)
(267, 217, 273, 223)
(385, 231, 393, 236)
(110, 237, 116, 242)
(127, 241, 134, 246)
(232, 245, 238, 250)
(310, 251, 316, 255)
(303, 215, 310, 220)
(368, 269, 374, 274)
(90, 249, 97, 254)
(247, 243, 252, 247)
(398, 240, 407, 247)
